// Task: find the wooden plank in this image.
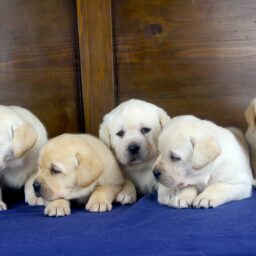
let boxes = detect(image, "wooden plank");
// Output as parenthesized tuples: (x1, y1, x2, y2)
(0, 0, 83, 137)
(113, 0, 256, 130)
(76, 0, 115, 135)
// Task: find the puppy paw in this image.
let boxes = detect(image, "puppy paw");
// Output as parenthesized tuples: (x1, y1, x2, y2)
(116, 190, 136, 205)
(0, 201, 7, 211)
(44, 200, 71, 217)
(193, 194, 221, 208)
(26, 194, 45, 206)
(158, 193, 172, 206)
(85, 199, 112, 212)
(170, 195, 195, 209)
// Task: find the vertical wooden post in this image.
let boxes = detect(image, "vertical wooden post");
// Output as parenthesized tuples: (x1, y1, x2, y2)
(76, 0, 115, 135)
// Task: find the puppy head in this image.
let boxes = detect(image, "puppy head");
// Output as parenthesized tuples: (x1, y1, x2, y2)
(0, 106, 37, 170)
(245, 98, 256, 133)
(34, 134, 103, 201)
(153, 116, 221, 188)
(99, 99, 170, 167)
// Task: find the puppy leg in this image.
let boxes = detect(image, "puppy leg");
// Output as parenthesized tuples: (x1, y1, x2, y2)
(193, 182, 251, 208)
(24, 173, 45, 206)
(44, 199, 71, 217)
(169, 186, 198, 209)
(157, 184, 174, 206)
(0, 188, 7, 210)
(86, 185, 121, 212)
(116, 179, 137, 205)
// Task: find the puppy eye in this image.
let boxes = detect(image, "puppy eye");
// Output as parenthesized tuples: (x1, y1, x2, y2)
(116, 130, 125, 137)
(50, 166, 62, 175)
(141, 127, 151, 135)
(170, 153, 181, 162)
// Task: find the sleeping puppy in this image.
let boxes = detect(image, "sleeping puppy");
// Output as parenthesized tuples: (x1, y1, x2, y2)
(153, 115, 253, 208)
(33, 134, 136, 217)
(99, 99, 171, 197)
(0, 105, 47, 210)
(245, 98, 256, 177)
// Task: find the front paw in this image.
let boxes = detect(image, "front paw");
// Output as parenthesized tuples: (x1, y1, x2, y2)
(85, 198, 112, 212)
(193, 193, 221, 208)
(0, 201, 7, 211)
(169, 195, 195, 209)
(44, 200, 71, 217)
(26, 194, 45, 206)
(116, 191, 136, 205)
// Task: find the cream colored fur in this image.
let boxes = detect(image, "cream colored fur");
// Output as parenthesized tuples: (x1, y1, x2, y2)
(0, 105, 47, 210)
(34, 134, 136, 217)
(154, 115, 253, 209)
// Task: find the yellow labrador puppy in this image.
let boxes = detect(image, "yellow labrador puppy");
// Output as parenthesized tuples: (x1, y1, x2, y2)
(33, 134, 136, 217)
(99, 99, 171, 200)
(153, 115, 253, 208)
(245, 98, 256, 177)
(0, 105, 47, 209)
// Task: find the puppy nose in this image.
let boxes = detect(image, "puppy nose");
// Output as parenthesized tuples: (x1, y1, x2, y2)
(153, 169, 161, 179)
(128, 144, 140, 155)
(33, 181, 41, 193)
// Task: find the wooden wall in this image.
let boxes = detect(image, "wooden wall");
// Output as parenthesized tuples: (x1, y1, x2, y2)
(113, 0, 256, 130)
(0, 0, 255, 136)
(0, 0, 83, 137)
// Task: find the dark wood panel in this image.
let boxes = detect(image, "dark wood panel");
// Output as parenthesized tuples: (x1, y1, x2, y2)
(77, 0, 115, 135)
(0, 0, 83, 137)
(113, 0, 256, 130)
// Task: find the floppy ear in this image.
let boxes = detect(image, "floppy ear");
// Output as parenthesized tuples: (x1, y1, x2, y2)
(99, 119, 111, 148)
(12, 123, 37, 158)
(158, 108, 171, 130)
(75, 152, 103, 188)
(191, 135, 221, 170)
(245, 99, 256, 132)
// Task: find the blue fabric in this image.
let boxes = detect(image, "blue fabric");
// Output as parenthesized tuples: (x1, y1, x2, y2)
(1, 190, 256, 256)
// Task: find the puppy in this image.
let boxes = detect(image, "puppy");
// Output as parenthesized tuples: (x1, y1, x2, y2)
(33, 134, 136, 217)
(245, 98, 256, 178)
(99, 99, 171, 202)
(0, 105, 47, 210)
(153, 115, 253, 208)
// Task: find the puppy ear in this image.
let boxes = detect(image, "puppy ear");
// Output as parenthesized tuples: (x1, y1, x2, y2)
(158, 108, 171, 130)
(191, 135, 221, 170)
(12, 123, 37, 158)
(99, 120, 112, 148)
(245, 99, 256, 132)
(76, 152, 103, 188)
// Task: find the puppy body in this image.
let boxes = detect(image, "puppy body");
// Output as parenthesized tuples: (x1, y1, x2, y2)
(99, 99, 171, 196)
(155, 115, 253, 208)
(0, 105, 47, 209)
(245, 98, 256, 177)
(35, 134, 136, 216)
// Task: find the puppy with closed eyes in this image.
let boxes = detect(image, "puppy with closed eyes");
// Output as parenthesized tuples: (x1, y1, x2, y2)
(245, 98, 256, 177)
(33, 134, 136, 217)
(0, 105, 47, 209)
(99, 99, 171, 200)
(153, 115, 253, 208)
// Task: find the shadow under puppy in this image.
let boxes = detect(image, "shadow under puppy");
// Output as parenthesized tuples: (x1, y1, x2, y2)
(0, 105, 47, 210)
(99, 99, 172, 201)
(33, 134, 136, 217)
(154, 115, 253, 208)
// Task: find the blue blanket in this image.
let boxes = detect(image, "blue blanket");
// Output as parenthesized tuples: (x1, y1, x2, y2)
(1, 190, 256, 256)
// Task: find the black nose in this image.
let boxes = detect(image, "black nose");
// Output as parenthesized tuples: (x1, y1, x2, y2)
(153, 169, 161, 179)
(33, 181, 41, 193)
(128, 144, 140, 155)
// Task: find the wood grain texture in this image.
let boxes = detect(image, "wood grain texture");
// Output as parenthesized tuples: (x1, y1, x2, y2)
(0, 0, 83, 137)
(113, 0, 256, 130)
(77, 0, 115, 135)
